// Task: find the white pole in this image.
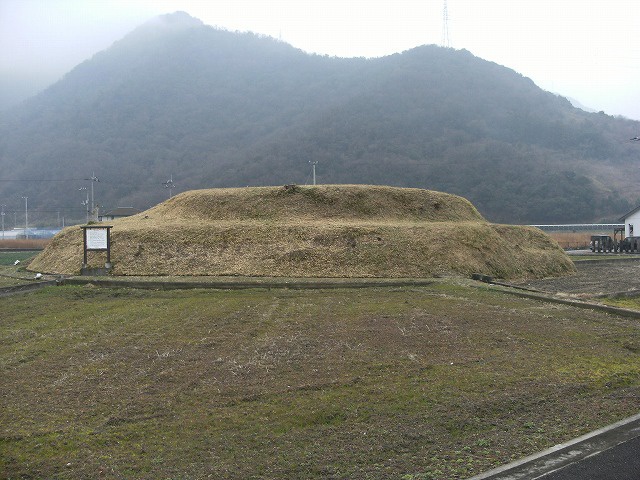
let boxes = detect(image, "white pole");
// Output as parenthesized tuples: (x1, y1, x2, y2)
(1, 205, 5, 240)
(90, 173, 98, 221)
(164, 175, 175, 198)
(79, 187, 88, 223)
(309, 161, 318, 186)
(22, 196, 28, 239)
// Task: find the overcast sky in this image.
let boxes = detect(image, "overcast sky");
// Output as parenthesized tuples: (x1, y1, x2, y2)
(1, 0, 639, 120)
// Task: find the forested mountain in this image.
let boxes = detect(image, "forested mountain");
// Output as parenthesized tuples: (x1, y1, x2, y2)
(1, 11, 638, 225)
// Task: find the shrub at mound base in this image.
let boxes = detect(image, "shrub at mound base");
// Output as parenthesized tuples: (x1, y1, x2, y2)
(30, 185, 575, 279)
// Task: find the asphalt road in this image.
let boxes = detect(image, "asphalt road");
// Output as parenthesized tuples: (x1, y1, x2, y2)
(468, 414, 640, 480)
(540, 435, 640, 479)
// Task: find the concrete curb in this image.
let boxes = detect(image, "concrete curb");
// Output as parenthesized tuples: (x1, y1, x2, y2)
(62, 276, 437, 291)
(467, 412, 640, 479)
(491, 287, 640, 320)
(0, 279, 59, 297)
(571, 257, 640, 265)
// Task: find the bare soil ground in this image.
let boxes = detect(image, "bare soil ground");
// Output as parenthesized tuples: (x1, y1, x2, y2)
(515, 257, 640, 297)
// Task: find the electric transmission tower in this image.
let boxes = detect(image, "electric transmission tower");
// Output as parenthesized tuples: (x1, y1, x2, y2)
(442, 0, 450, 48)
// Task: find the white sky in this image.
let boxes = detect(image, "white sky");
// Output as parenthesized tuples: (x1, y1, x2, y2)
(1, 0, 639, 120)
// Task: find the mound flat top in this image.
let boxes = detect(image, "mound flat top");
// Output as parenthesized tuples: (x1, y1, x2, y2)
(131, 184, 484, 224)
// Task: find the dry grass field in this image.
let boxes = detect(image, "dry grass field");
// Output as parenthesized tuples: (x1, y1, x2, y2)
(2, 281, 639, 479)
(29, 185, 574, 280)
(0, 239, 49, 250)
(546, 232, 594, 250)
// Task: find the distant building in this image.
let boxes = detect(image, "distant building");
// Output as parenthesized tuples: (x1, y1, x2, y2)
(98, 207, 141, 222)
(619, 206, 640, 238)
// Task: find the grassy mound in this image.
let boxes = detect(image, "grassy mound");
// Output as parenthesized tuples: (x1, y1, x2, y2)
(30, 185, 574, 279)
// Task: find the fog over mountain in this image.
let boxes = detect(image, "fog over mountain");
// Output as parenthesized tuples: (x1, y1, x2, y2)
(1, 12, 639, 226)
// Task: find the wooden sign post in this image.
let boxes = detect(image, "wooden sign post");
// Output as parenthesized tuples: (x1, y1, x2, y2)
(81, 225, 113, 275)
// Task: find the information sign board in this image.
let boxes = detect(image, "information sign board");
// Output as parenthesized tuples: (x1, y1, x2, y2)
(86, 228, 108, 250)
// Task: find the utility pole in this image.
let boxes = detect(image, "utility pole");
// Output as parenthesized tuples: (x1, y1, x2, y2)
(79, 187, 89, 223)
(1, 204, 5, 240)
(309, 161, 318, 186)
(163, 175, 175, 198)
(86, 172, 99, 221)
(21, 196, 28, 239)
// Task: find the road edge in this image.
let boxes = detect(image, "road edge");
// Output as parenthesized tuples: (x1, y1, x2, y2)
(467, 412, 640, 479)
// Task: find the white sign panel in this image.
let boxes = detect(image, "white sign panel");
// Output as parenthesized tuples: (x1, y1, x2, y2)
(86, 228, 108, 250)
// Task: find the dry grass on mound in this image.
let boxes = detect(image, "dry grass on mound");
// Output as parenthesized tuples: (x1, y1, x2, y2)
(28, 185, 574, 279)
(138, 184, 484, 223)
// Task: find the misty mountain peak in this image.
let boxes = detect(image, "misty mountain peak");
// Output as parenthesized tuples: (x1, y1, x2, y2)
(148, 11, 204, 29)
(118, 11, 204, 45)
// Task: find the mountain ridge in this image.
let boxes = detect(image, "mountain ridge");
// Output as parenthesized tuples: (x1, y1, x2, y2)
(1, 12, 638, 225)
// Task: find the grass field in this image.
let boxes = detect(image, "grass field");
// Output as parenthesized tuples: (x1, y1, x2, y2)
(2, 282, 640, 479)
(0, 274, 29, 287)
(600, 296, 640, 311)
(0, 251, 40, 267)
(0, 252, 41, 287)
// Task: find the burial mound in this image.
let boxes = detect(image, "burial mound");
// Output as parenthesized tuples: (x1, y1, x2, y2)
(30, 185, 574, 279)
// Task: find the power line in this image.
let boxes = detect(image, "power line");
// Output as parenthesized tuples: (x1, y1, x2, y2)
(0, 209, 88, 213)
(0, 178, 94, 182)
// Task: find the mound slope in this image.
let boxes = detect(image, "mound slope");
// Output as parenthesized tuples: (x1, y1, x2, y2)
(30, 185, 574, 279)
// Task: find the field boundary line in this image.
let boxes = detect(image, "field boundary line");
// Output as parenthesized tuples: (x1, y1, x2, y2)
(0, 280, 59, 297)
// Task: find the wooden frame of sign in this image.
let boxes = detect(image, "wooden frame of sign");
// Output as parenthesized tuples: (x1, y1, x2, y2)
(81, 225, 113, 270)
